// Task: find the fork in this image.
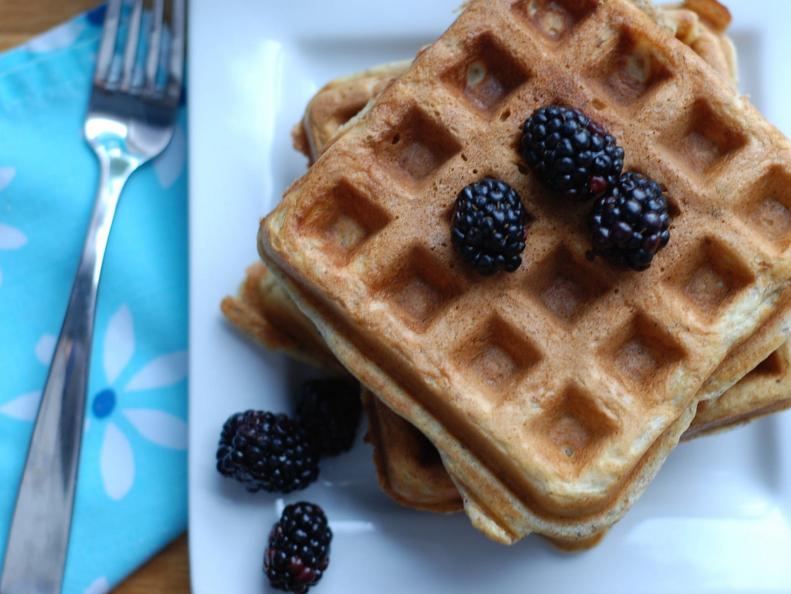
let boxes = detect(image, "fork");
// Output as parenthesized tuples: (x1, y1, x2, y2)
(0, 2, 184, 592)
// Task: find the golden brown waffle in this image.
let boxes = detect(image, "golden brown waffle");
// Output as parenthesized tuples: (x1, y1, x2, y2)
(290, 62, 412, 165)
(221, 262, 340, 371)
(362, 390, 461, 512)
(260, 0, 791, 544)
(224, 0, 787, 520)
(658, 2, 737, 85)
(229, 0, 787, 524)
(276, 0, 778, 516)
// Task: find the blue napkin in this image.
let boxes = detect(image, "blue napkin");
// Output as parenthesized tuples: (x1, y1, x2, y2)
(0, 6, 188, 594)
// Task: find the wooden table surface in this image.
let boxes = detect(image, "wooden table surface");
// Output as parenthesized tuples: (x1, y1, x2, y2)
(0, 1, 191, 592)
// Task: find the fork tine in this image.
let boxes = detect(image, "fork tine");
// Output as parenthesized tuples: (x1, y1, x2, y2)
(121, 0, 144, 91)
(167, 0, 186, 101)
(145, 0, 165, 93)
(94, 0, 123, 84)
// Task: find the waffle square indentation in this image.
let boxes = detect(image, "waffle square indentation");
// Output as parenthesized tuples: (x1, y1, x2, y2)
(662, 100, 747, 177)
(591, 28, 671, 106)
(669, 237, 755, 321)
(603, 314, 685, 394)
(525, 245, 611, 323)
(744, 348, 787, 381)
(455, 317, 541, 403)
(533, 385, 617, 467)
(739, 166, 791, 252)
(513, 0, 597, 42)
(375, 246, 465, 332)
(379, 106, 461, 185)
(299, 180, 390, 265)
(442, 33, 531, 115)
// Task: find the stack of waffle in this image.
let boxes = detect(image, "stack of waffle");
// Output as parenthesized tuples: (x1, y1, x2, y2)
(223, 0, 791, 547)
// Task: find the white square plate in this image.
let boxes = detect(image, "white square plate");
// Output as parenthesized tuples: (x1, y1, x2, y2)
(187, 2, 791, 592)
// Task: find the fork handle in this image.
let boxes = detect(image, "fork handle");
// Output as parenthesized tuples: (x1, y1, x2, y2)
(0, 149, 139, 594)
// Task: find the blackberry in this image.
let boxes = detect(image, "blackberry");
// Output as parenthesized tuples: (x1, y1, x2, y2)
(216, 410, 319, 493)
(265, 502, 332, 593)
(297, 379, 362, 457)
(451, 177, 527, 275)
(589, 172, 671, 271)
(520, 105, 624, 201)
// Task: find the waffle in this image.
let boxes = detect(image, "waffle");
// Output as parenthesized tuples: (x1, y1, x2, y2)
(221, 262, 340, 371)
(636, 0, 737, 85)
(259, 0, 791, 542)
(260, 0, 791, 544)
(229, 39, 791, 509)
(224, 0, 790, 522)
(291, 61, 412, 165)
(277, 0, 782, 515)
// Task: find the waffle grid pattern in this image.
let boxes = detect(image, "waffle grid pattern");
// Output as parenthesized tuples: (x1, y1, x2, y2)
(264, 0, 791, 530)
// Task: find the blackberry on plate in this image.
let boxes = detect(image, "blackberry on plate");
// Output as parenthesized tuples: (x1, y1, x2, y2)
(451, 177, 527, 275)
(589, 172, 671, 271)
(265, 501, 332, 594)
(520, 105, 624, 201)
(297, 378, 362, 457)
(216, 410, 319, 493)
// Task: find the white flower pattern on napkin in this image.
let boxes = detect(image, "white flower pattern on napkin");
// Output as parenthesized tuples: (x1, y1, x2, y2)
(0, 167, 15, 190)
(26, 20, 86, 54)
(82, 576, 109, 594)
(0, 305, 187, 501)
(0, 167, 25, 287)
(92, 305, 188, 500)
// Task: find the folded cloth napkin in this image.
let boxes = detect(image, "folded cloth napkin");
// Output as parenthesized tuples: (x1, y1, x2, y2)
(0, 6, 188, 594)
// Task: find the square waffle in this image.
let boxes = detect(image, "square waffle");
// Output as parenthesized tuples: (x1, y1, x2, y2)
(257, 0, 791, 543)
(256, 0, 791, 540)
(226, 18, 789, 507)
(226, 15, 790, 517)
